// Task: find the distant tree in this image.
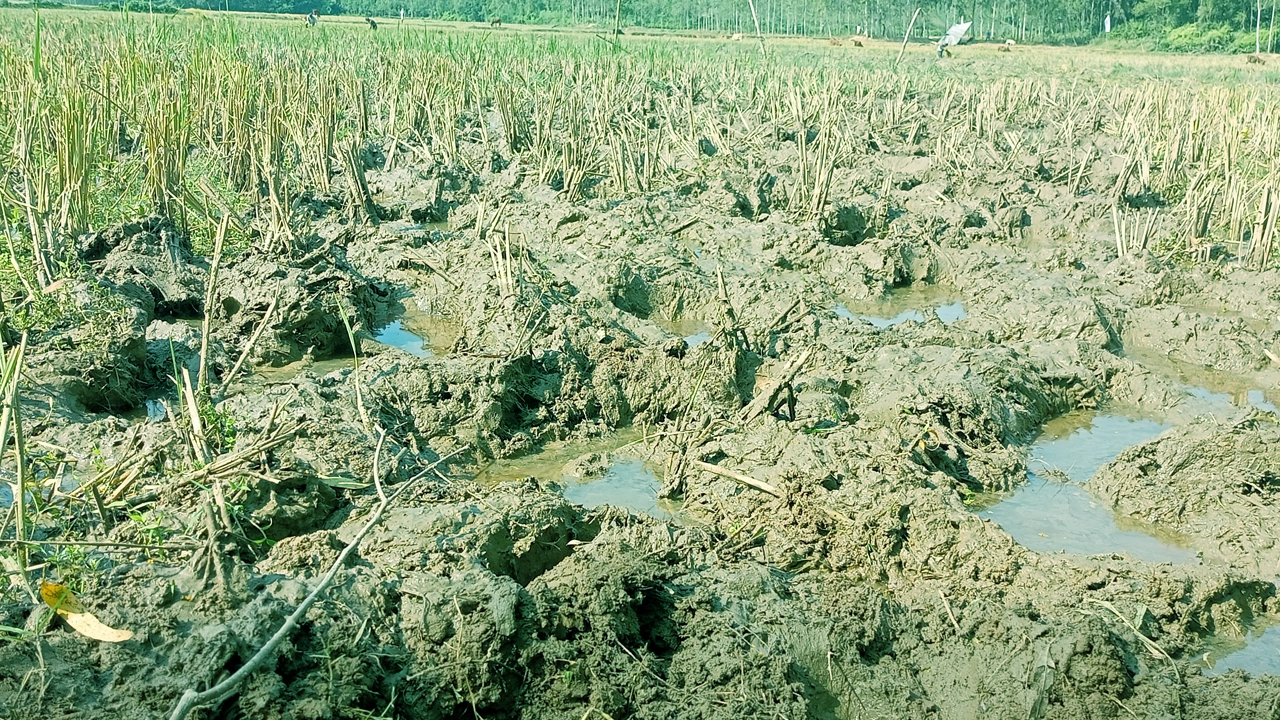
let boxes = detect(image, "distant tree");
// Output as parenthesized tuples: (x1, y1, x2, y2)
(1133, 0, 1198, 28)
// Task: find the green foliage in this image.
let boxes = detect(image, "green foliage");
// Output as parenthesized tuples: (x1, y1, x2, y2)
(1155, 21, 1258, 51)
(1197, 0, 1249, 27)
(174, 0, 1124, 44)
(1109, 19, 1157, 43)
(184, 154, 254, 258)
(126, 509, 175, 545)
(103, 0, 182, 11)
(179, 0, 343, 15)
(0, 242, 134, 353)
(199, 398, 238, 454)
(47, 545, 112, 594)
(1133, 0, 1198, 29)
(1117, 0, 1272, 53)
(88, 158, 152, 231)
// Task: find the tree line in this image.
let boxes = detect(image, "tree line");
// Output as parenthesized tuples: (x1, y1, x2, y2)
(170, 0, 1276, 51)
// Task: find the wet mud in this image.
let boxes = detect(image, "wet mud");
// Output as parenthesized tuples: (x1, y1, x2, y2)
(980, 412, 1199, 565)
(6, 65, 1280, 720)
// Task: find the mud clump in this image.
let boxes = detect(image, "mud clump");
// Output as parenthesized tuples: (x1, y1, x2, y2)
(24, 281, 150, 411)
(820, 201, 884, 246)
(215, 234, 394, 365)
(80, 216, 208, 319)
(12, 487, 1274, 720)
(1123, 306, 1275, 374)
(1092, 419, 1280, 574)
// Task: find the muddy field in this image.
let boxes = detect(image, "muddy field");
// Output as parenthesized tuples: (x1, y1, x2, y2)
(2, 18, 1280, 720)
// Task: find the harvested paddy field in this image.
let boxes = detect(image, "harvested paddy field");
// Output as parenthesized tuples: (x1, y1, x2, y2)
(1, 11, 1279, 719)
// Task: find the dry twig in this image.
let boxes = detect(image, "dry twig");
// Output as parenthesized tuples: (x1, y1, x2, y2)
(168, 448, 465, 720)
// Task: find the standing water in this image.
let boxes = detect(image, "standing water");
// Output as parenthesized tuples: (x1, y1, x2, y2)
(562, 460, 680, 521)
(373, 302, 460, 358)
(683, 331, 713, 348)
(833, 285, 966, 328)
(374, 320, 431, 357)
(476, 430, 679, 520)
(980, 412, 1198, 564)
(1201, 623, 1280, 676)
(657, 317, 713, 348)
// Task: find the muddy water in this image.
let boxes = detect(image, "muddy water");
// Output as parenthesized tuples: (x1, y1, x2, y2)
(1202, 622, 1280, 676)
(562, 460, 681, 521)
(833, 284, 966, 327)
(475, 430, 643, 484)
(120, 398, 168, 425)
(475, 429, 677, 519)
(1129, 347, 1280, 415)
(1187, 386, 1280, 417)
(683, 331, 712, 348)
(1248, 390, 1280, 415)
(657, 317, 713, 347)
(374, 320, 431, 357)
(981, 412, 1199, 564)
(373, 302, 460, 357)
(254, 357, 357, 382)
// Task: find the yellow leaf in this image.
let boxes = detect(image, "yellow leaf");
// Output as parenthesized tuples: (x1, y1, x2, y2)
(39, 581, 133, 643)
(39, 581, 85, 613)
(60, 611, 134, 643)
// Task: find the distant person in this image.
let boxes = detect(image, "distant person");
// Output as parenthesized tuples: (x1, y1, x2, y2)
(366, 16, 377, 29)
(306, 9, 318, 26)
(399, 8, 404, 21)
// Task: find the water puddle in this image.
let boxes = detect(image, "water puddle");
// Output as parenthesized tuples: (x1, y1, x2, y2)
(562, 460, 680, 521)
(979, 412, 1198, 564)
(833, 285, 965, 328)
(934, 301, 967, 323)
(475, 429, 679, 520)
(120, 398, 169, 426)
(372, 303, 460, 357)
(1187, 385, 1279, 417)
(657, 317, 713, 347)
(683, 331, 712, 348)
(1200, 622, 1280, 676)
(475, 431, 642, 484)
(1187, 386, 1232, 405)
(374, 320, 431, 357)
(254, 357, 357, 382)
(1247, 389, 1279, 415)
(1127, 348, 1280, 416)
